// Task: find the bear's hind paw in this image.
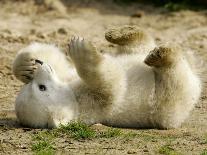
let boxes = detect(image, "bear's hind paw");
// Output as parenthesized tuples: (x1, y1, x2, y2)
(144, 45, 181, 67)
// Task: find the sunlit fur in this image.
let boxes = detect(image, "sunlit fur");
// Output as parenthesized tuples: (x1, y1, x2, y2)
(13, 39, 201, 129)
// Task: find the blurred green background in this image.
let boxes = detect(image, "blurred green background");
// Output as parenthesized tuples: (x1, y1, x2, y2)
(114, 0, 207, 10)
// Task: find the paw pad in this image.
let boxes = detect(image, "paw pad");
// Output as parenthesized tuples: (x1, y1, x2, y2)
(105, 25, 150, 46)
(144, 46, 180, 67)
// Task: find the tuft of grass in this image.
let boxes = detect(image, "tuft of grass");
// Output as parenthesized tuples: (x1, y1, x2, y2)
(205, 133, 207, 144)
(56, 121, 134, 139)
(98, 128, 123, 138)
(139, 133, 156, 141)
(32, 131, 55, 141)
(159, 145, 180, 155)
(123, 131, 138, 138)
(164, 2, 187, 11)
(201, 150, 207, 155)
(31, 131, 55, 155)
(57, 121, 96, 139)
(31, 141, 54, 155)
(30, 121, 140, 155)
(199, 133, 207, 145)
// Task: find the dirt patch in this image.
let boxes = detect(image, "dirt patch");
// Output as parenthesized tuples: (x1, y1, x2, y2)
(0, 0, 206, 154)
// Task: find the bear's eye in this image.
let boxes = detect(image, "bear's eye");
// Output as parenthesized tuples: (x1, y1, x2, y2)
(38, 84, 47, 91)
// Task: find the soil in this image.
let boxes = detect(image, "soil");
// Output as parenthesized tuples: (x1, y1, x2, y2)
(0, 0, 206, 154)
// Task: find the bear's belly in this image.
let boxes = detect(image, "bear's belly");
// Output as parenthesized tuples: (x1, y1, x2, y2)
(103, 64, 156, 128)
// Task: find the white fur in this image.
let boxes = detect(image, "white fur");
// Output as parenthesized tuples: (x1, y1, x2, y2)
(14, 42, 202, 129)
(15, 63, 78, 128)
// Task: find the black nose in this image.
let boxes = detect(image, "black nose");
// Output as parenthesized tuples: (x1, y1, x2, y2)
(35, 59, 43, 65)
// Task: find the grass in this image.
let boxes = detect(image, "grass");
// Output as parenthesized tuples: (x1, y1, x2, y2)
(29, 122, 207, 154)
(30, 122, 130, 154)
(159, 145, 181, 155)
(57, 121, 96, 139)
(205, 133, 207, 144)
(31, 141, 54, 155)
(57, 121, 125, 139)
(55, 122, 179, 141)
(200, 133, 207, 144)
(136, 132, 157, 141)
(31, 131, 55, 155)
(201, 150, 207, 155)
(122, 131, 137, 139)
(98, 128, 123, 138)
(163, 2, 189, 11)
(30, 122, 184, 154)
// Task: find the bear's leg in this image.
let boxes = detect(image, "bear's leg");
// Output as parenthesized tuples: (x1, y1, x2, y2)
(68, 37, 126, 105)
(144, 45, 201, 129)
(105, 25, 156, 54)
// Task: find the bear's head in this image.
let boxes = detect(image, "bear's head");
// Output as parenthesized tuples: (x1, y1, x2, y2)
(15, 62, 78, 128)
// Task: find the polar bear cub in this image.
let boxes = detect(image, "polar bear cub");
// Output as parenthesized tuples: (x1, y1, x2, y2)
(13, 26, 202, 129)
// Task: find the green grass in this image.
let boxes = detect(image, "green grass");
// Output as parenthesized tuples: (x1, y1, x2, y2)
(205, 133, 207, 144)
(98, 128, 123, 138)
(30, 121, 180, 154)
(56, 122, 178, 141)
(57, 121, 96, 139)
(114, 0, 206, 11)
(32, 131, 56, 141)
(31, 141, 54, 155)
(30, 122, 187, 154)
(123, 131, 138, 138)
(57, 121, 126, 139)
(31, 131, 55, 155)
(201, 150, 207, 155)
(31, 122, 132, 148)
(159, 145, 181, 155)
(163, 2, 188, 11)
(134, 132, 158, 141)
(200, 133, 207, 145)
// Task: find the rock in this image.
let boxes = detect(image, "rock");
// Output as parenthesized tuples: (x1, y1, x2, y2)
(199, 45, 204, 49)
(127, 150, 136, 154)
(131, 11, 144, 18)
(143, 149, 149, 152)
(58, 28, 67, 35)
(36, 32, 46, 39)
(30, 29, 37, 35)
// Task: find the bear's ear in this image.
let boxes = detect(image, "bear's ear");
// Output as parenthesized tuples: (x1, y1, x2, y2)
(35, 59, 43, 65)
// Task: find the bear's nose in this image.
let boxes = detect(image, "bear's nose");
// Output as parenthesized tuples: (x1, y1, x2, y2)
(35, 59, 43, 65)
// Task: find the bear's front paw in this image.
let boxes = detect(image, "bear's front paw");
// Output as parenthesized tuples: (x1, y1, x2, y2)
(144, 45, 181, 67)
(68, 37, 102, 68)
(13, 53, 39, 83)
